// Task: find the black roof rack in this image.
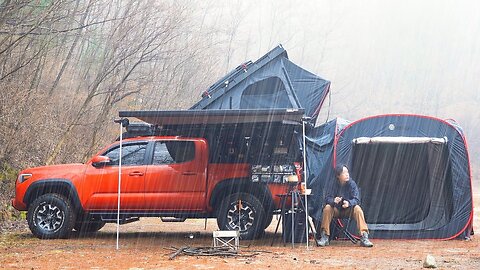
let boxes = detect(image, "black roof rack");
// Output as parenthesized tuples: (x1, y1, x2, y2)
(119, 108, 304, 126)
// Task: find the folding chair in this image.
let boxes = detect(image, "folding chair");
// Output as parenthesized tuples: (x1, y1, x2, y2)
(332, 218, 358, 244)
(321, 188, 363, 244)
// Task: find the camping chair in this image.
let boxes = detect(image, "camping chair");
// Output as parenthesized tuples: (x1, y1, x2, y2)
(317, 188, 362, 244)
(332, 217, 358, 244)
(332, 188, 363, 244)
(313, 212, 359, 244)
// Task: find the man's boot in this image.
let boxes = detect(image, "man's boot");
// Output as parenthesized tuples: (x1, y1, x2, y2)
(317, 230, 329, 247)
(360, 232, 373, 247)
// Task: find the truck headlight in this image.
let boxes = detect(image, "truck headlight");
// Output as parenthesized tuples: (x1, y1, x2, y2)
(18, 173, 32, 183)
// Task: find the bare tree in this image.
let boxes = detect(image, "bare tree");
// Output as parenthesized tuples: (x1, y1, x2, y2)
(0, 0, 237, 169)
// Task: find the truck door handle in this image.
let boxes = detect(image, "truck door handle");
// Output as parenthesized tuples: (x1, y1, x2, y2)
(182, 171, 197, 176)
(128, 171, 144, 176)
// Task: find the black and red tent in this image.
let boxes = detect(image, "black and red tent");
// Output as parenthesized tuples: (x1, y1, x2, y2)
(331, 114, 473, 239)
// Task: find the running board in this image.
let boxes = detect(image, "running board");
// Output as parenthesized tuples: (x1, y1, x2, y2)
(161, 217, 187, 222)
(101, 217, 140, 225)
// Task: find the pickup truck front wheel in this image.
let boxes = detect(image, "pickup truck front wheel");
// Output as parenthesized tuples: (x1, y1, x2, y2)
(216, 192, 266, 240)
(27, 194, 76, 239)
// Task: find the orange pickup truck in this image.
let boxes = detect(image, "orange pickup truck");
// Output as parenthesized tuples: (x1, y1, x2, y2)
(13, 109, 304, 240)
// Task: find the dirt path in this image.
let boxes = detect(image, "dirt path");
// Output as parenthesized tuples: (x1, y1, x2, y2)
(1, 214, 479, 270)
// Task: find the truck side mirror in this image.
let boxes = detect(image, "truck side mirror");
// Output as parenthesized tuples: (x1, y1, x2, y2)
(91, 156, 111, 168)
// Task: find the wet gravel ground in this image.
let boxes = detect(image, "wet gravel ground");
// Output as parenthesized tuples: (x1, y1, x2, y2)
(1, 212, 479, 270)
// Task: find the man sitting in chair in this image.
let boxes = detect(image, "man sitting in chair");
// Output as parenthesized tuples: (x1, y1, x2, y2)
(318, 164, 373, 247)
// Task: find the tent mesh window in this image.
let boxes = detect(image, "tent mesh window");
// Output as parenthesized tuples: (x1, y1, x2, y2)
(240, 77, 291, 109)
(351, 142, 454, 225)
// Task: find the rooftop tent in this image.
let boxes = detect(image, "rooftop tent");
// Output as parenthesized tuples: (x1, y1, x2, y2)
(189, 44, 332, 214)
(190, 44, 331, 121)
(334, 114, 473, 239)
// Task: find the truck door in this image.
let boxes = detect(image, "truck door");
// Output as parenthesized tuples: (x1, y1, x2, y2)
(83, 142, 147, 210)
(144, 140, 207, 211)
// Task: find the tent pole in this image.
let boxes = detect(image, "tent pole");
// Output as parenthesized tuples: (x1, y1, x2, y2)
(302, 119, 309, 249)
(116, 120, 124, 250)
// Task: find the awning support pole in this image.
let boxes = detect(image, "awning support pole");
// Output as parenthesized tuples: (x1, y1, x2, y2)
(302, 118, 309, 249)
(114, 118, 129, 250)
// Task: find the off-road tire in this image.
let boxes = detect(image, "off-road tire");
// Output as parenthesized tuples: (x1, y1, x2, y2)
(27, 193, 76, 239)
(216, 192, 266, 240)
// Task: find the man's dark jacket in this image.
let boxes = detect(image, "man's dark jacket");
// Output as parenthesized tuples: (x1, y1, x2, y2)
(325, 179, 361, 209)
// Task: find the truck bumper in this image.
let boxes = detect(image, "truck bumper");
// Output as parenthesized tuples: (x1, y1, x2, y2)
(11, 198, 27, 211)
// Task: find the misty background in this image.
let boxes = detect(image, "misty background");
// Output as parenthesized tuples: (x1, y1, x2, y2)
(205, 0, 480, 184)
(0, 0, 478, 220)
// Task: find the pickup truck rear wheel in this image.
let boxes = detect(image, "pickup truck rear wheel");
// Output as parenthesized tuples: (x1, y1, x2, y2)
(216, 192, 266, 240)
(27, 194, 76, 239)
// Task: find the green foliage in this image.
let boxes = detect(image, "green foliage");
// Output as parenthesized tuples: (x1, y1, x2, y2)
(0, 162, 20, 223)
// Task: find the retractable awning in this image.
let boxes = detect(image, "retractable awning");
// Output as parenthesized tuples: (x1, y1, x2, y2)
(119, 108, 305, 126)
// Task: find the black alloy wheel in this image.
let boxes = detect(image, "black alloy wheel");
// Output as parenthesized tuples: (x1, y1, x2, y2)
(27, 194, 76, 239)
(217, 192, 266, 240)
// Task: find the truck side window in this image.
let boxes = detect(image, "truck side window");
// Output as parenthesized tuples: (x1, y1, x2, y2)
(104, 143, 147, 166)
(153, 141, 195, 165)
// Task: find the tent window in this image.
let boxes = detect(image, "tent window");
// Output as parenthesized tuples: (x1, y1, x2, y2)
(351, 142, 453, 225)
(240, 77, 291, 109)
